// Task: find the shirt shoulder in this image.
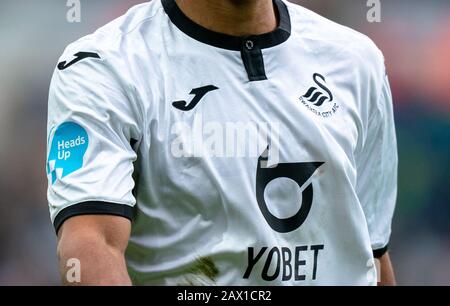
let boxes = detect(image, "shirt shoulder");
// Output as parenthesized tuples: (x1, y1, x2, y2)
(285, 1, 385, 83)
(58, 1, 164, 68)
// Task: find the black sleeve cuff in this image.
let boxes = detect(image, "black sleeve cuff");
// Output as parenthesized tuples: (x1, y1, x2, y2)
(373, 244, 389, 259)
(54, 201, 135, 234)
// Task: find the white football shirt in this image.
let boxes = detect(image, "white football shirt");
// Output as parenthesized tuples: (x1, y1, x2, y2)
(47, 0, 398, 285)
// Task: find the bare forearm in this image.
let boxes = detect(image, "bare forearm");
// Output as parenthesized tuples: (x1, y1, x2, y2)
(377, 252, 396, 286)
(57, 215, 132, 286)
(58, 233, 131, 285)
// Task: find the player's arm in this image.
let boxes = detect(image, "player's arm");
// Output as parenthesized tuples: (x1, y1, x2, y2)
(47, 43, 142, 285)
(57, 215, 132, 285)
(355, 49, 398, 285)
(378, 252, 396, 286)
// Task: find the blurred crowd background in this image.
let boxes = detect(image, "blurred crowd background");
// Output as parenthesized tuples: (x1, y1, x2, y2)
(0, 0, 449, 285)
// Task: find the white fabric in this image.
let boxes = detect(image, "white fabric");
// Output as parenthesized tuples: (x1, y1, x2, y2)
(47, 0, 397, 285)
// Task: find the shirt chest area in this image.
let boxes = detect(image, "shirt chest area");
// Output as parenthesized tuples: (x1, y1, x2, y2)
(132, 72, 361, 227)
(137, 72, 359, 181)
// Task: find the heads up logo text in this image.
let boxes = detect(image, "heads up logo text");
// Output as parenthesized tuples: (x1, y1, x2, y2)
(47, 122, 88, 184)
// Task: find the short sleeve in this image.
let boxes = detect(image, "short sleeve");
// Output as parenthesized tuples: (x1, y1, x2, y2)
(46, 45, 141, 233)
(356, 74, 398, 258)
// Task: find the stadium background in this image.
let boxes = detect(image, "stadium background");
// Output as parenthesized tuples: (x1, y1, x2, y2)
(0, 0, 449, 285)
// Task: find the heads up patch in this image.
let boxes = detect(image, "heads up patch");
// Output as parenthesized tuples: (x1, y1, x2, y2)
(47, 122, 88, 184)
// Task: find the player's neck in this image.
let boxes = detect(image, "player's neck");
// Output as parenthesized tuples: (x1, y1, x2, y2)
(175, 0, 278, 37)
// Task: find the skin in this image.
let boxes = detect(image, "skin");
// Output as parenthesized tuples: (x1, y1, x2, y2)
(378, 253, 396, 286)
(57, 215, 132, 286)
(175, 0, 278, 36)
(57, 0, 396, 286)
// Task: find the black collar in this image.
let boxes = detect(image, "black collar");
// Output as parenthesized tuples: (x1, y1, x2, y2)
(161, 0, 291, 51)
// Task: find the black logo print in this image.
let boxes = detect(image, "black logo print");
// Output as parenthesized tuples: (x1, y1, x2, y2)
(172, 85, 219, 111)
(256, 147, 324, 233)
(57, 52, 101, 71)
(301, 73, 333, 107)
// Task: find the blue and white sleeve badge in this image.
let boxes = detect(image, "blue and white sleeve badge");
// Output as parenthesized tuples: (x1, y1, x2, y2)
(47, 122, 89, 184)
